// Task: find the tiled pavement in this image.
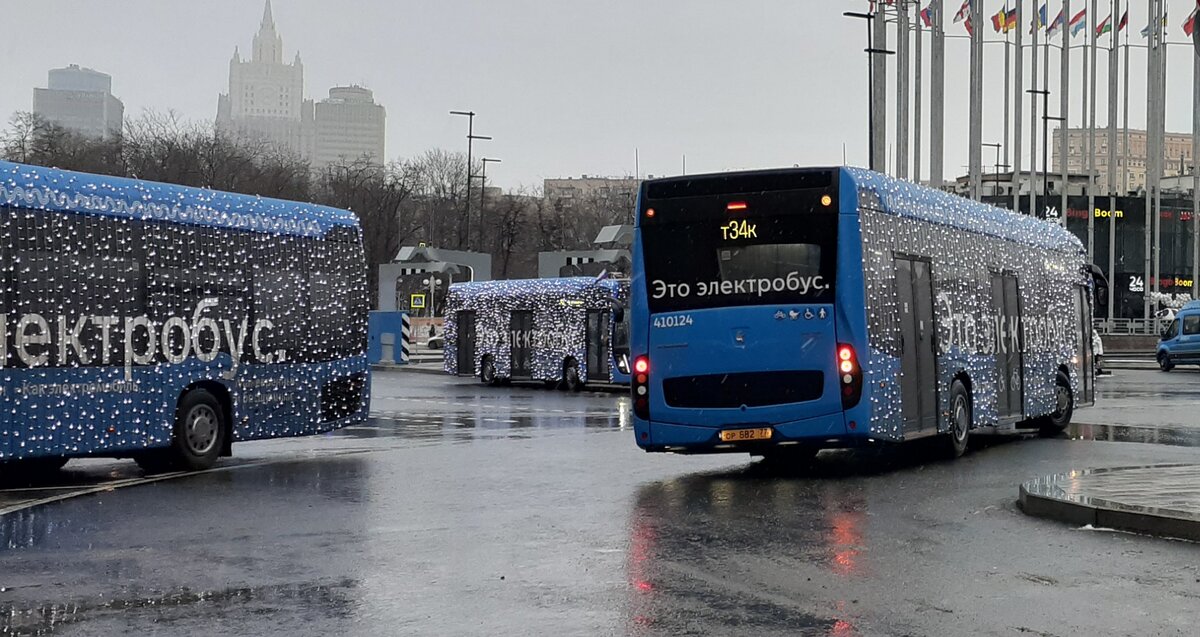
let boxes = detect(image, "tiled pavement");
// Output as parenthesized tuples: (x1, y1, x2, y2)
(1020, 464, 1200, 541)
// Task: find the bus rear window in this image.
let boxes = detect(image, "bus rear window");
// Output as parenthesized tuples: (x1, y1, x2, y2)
(641, 212, 837, 312)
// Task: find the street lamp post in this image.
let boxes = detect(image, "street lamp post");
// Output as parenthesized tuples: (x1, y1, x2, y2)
(844, 11, 895, 172)
(421, 275, 443, 319)
(1026, 89, 1051, 218)
(478, 157, 501, 250)
(450, 110, 492, 251)
(1044, 114, 1066, 219)
(982, 143, 1002, 198)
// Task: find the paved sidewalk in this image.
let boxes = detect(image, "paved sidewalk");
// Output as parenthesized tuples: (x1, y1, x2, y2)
(1020, 464, 1200, 541)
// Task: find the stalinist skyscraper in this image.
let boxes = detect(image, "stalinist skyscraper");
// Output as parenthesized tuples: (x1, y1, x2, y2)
(216, 0, 314, 158)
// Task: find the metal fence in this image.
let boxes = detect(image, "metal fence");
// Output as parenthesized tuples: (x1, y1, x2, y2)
(1095, 318, 1169, 336)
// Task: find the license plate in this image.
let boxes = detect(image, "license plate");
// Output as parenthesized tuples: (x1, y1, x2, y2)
(719, 427, 773, 442)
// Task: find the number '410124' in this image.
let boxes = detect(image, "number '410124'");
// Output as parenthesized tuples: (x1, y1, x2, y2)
(653, 314, 693, 328)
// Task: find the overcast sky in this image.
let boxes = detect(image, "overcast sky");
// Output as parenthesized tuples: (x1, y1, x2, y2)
(2, 1, 1198, 189)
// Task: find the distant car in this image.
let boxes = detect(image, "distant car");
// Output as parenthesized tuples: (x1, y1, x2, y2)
(1156, 301, 1200, 371)
(426, 335, 445, 350)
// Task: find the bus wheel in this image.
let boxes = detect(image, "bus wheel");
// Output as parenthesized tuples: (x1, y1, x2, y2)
(562, 359, 583, 392)
(480, 356, 497, 385)
(945, 380, 971, 458)
(1158, 352, 1174, 372)
(138, 389, 226, 474)
(1038, 372, 1074, 436)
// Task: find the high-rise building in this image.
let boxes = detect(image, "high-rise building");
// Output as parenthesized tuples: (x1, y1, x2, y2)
(1052, 127, 1193, 194)
(32, 64, 124, 139)
(217, 0, 313, 158)
(313, 86, 386, 169)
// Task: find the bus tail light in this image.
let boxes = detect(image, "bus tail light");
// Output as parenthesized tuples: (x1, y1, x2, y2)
(633, 355, 650, 419)
(837, 344, 863, 409)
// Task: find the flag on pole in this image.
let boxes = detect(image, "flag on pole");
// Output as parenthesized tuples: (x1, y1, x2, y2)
(1006, 8, 1019, 32)
(1046, 8, 1065, 36)
(954, 0, 971, 23)
(1141, 16, 1166, 38)
(1184, 3, 1199, 37)
(965, 15, 975, 35)
(1069, 9, 1087, 37)
(920, 3, 935, 28)
(992, 9, 1007, 32)
(1096, 14, 1112, 36)
(1117, 10, 1128, 32)
(1031, 3, 1048, 33)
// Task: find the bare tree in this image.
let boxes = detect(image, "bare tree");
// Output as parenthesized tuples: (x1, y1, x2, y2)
(318, 158, 420, 299)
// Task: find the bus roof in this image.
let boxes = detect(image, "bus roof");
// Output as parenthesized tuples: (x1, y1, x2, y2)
(447, 277, 623, 302)
(844, 167, 1083, 253)
(0, 159, 358, 237)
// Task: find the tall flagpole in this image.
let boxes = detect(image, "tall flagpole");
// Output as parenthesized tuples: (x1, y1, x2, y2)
(873, 9, 888, 173)
(1193, 7, 1199, 299)
(1031, 2, 1040, 217)
(1154, 0, 1165, 306)
(915, 2, 924, 184)
(1144, 0, 1157, 318)
(1004, 2, 1012, 185)
(1123, 11, 1131, 195)
(1108, 0, 1119, 320)
(898, 1, 911, 179)
(932, 1, 945, 187)
(969, 0, 983, 199)
(1061, 1, 1071, 229)
(1089, 0, 1099, 263)
(1013, 0, 1025, 209)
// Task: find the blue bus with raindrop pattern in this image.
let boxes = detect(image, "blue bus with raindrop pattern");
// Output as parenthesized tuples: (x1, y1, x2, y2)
(0, 160, 369, 474)
(629, 167, 1095, 460)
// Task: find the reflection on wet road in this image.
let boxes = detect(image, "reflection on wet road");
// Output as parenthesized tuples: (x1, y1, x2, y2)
(2, 369, 1199, 635)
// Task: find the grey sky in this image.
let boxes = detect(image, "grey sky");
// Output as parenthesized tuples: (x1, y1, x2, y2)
(2, 1, 1196, 189)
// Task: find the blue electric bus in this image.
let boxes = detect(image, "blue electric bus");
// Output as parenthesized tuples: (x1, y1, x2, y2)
(630, 167, 1094, 459)
(444, 277, 631, 389)
(0, 160, 369, 474)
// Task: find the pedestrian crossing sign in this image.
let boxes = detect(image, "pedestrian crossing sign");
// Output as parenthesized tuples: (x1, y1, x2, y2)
(411, 293, 427, 309)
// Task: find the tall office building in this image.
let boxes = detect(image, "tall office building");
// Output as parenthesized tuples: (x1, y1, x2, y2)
(1052, 127, 1193, 194)
(217, 1, 388, 169)
(216, 0, 313, 158)
(313, 86, 386, 169)
(32, 64, 124, 139)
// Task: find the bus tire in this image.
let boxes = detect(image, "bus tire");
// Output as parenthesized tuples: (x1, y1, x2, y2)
(139, 389, 226, 474)
(1038, 371, 1074, 436)
(562, 358, 583, 392)
(1158, 352, 1174, 371)
(480, 356, 497, 385)
(945, 380, 971, 458)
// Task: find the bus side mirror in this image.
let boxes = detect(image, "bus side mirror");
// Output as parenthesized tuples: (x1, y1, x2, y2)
(614, 308, 625, 322)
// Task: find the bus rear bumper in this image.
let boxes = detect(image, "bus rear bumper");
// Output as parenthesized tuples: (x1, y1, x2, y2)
(636, 411, 870, 453)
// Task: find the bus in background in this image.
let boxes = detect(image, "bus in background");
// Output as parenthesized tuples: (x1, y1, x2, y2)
(444, 277, 630, 389)
(0, 160, 369, 475)
(630, 167, 1094, 460)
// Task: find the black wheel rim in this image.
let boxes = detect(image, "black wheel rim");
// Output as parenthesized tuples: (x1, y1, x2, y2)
(952, 394, 969, 443)
(1052, 383, 1071, 422)
(185, 405, 220, 456)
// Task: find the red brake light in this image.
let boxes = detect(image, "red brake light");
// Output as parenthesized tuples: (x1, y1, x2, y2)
(837, 343, 863, 409)
(838, 347, 853, 361)
(726, 201, 748, 211)
(634, 357, 649, 374)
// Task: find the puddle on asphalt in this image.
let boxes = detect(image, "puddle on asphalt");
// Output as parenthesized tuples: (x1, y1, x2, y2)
(1068, 423, 1200, 448)
(0, 578, 358, 636)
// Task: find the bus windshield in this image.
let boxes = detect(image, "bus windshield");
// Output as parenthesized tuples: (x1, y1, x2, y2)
(640, 209, 837, 313)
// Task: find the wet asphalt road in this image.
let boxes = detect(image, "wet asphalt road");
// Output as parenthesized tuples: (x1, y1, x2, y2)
(1, 370, 1199, 636)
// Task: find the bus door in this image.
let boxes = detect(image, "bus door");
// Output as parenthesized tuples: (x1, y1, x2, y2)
(586, 309, 611, 382)
(896, 257, 938, 434)
(456, 311, 477, 376)
(1075, 286, 1095, 405)
(991, 274, 1024, 419)
(510, 310, 534, 378)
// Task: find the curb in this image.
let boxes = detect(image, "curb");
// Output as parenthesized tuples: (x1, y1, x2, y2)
(1018, 464, 1200, 542)
(371, 364, 446, 375)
